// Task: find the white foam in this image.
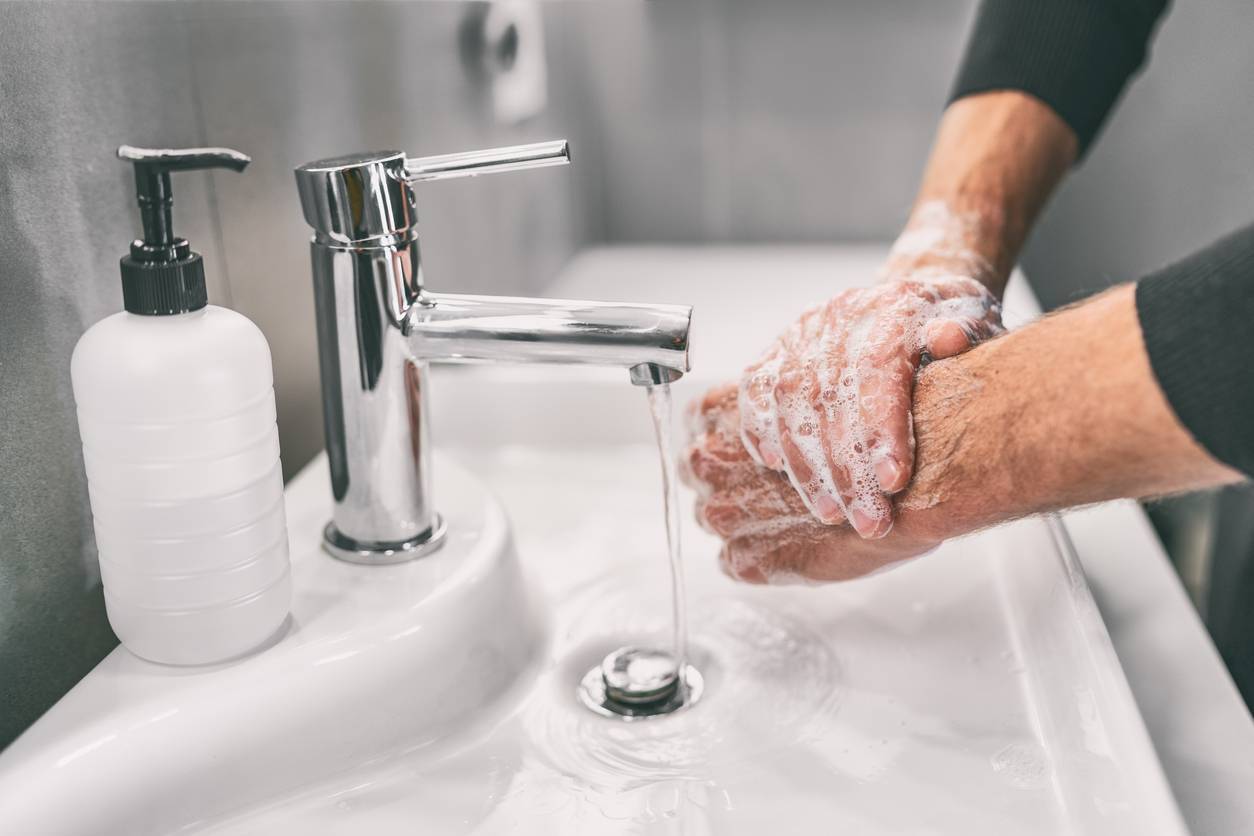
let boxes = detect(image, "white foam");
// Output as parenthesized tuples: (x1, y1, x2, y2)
(732, 203, 1004, 542)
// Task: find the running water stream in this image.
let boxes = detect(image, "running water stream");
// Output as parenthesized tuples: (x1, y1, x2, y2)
(645, 381, 688, 668)
(576, 379, 702, 718)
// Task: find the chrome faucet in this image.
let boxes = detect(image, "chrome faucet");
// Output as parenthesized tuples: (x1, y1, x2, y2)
(294, 140, 691, 564)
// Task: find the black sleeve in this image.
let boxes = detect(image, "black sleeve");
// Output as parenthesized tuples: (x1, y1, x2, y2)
(950, 0, 1171, 157)
(1136, 225, 1254, 478)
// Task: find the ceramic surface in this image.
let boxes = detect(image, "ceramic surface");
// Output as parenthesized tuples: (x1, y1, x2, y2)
(0, 246, 1194, 834)
(0, 458, 541, 835)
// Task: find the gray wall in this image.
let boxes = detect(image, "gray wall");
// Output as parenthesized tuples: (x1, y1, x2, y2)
(582, 0, 976, 244)
(184, 1, 611, 475)
(587, 0, 1254, 311)
(0, 0, 619, 748)
(1021, 0, 1254, 307)
(1, 1, 223, 751)
(5, 0, 1253, 748)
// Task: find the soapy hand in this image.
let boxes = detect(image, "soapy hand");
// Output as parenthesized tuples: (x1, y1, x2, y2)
(682, 384, 944, 583)
(738, 203, 1003, 538)
(688, 282, 1248, 583)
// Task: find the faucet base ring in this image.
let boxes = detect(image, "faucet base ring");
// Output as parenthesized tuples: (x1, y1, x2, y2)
(321, 517, 448, 565)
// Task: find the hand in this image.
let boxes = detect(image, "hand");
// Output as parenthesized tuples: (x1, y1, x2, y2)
(683, 384, 944, 584)
(687, 285, 1244, 586)
(739, 212, 1003, 539)
(731, 90, 1076, 539)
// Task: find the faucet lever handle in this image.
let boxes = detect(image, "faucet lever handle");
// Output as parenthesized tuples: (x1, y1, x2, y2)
(404, 139, 570, 183)
(295, 140, 569, 242)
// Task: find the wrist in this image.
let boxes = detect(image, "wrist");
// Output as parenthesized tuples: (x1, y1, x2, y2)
(897, 91, 1078, 295)
(883, 200, 1007, 292)
(893, 352, 1011, 544)
(893, 284, 1241, 548)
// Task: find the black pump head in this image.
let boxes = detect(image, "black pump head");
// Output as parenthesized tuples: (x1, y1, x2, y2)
(117, 145, 250, 315)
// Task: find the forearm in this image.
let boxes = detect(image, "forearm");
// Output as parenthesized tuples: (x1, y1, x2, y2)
(886, 92, 1076, 296)
(890, 0, 1172, 297)
(901, 285, 1245, 543)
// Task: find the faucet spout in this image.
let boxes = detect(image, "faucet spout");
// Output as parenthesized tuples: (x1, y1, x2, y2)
(628, 363, 684, 387)
(296, 139, 695, 564)
(408, 292, 691, 382)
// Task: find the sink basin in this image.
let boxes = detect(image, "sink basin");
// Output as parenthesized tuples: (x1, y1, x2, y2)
(0, 456, 542, 834)
(0, 246, 1186, 834)
(191, 444, 1181, 835)
(0, 450, 1184, 835)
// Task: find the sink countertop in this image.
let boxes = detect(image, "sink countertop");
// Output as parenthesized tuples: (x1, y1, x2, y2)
(542, 245, 1254, 836)
(1062, 501, 1254, 834)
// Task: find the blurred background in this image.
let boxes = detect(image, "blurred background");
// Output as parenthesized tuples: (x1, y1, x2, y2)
(2, 0, 1253, 747)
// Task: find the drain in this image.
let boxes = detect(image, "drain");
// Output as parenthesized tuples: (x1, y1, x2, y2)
(577, 646, 704, 720)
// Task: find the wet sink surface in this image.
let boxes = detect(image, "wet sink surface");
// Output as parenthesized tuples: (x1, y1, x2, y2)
(197, 444, 1183, 835)
(0, 246, 1191, 834)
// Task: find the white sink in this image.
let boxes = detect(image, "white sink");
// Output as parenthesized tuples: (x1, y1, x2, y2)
(0, 456, 542, 834)
(0, 246, 1187, 834)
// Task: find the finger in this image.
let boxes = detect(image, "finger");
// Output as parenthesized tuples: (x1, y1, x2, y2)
(685, 382, 738, 443)
(698, 382, 739, 423)
(844, 490, 894, 540)
(853, 330, 917, 498)
(682, 437, 744, 496)
(701, 486, 812, 539)
(922, 318, 977, 359)
(738, 354, 785, 469)
(700, 500, 748, 538)
(773, 523, 897, 583)
(695, 499, 718, 535)
(681, 384, 754, 493)
(739, 308, 823, 471)
(719, 545, 768, 585)
(772, 352, 848, 526)
(860, 378, 914, 496)
(684, 413, 762, 484)
(925, 283, 1004, 358)
(805, 354, 893, 537)
(721, 523, 824, 585)
(678, 441, 702, 492)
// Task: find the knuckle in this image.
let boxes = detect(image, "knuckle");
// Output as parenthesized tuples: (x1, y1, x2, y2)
(696, 504, 720, 537)
(689, 451, 717, 485)
(703, 502, 744, 538)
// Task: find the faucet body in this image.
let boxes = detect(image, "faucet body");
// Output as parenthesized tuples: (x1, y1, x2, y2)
(297, 143, 690, 563)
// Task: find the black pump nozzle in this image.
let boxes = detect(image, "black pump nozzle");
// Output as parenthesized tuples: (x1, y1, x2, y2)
(117, 145, 251, 315)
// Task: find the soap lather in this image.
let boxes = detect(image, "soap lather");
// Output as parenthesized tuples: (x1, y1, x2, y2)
(70, 146, 292, 666)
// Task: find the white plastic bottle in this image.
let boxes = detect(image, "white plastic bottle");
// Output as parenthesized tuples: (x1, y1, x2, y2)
(70, 146, 290, 665)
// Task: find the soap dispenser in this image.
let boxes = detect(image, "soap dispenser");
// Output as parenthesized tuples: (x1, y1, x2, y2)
(71, 146, 291, 665)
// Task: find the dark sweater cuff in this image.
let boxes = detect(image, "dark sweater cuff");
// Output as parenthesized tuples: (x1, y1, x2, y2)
(1136, 224, 1254, 478)
(950, 0, 1167, 158)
